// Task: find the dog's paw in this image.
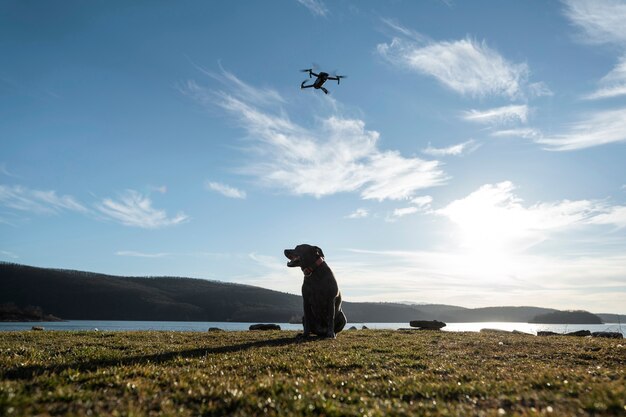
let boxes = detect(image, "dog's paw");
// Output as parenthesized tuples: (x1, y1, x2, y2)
(326, 332, 336, 339)
(295, 332, 309, 340)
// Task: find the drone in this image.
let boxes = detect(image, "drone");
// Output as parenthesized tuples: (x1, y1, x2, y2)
(300, 69, 346, 94)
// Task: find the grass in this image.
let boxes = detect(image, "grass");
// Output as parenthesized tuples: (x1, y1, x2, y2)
(0, 330, 624, 416)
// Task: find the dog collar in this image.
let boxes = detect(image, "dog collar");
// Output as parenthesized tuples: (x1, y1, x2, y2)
(302, 257, 325, 277)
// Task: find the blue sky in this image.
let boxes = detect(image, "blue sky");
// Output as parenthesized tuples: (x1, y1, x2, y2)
(1, 0, 625, 313)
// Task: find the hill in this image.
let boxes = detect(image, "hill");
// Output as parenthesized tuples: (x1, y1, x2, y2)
(530, 310, 603, 324)
(0, 262, 614, 323)
(596, 313, 626, 323)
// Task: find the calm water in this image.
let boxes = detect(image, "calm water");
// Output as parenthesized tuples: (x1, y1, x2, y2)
(0, 320, 624, 336)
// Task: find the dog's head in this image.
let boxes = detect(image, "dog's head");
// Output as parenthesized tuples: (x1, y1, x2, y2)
(284, 244, 325, 268)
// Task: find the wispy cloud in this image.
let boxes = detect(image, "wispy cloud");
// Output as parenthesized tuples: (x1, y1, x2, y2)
(346, 208, 369, 219)
(462, 105, 529, 125)
(584, 56, 626, 100)
(562, 0, 626, 45)
(491, 128, 543, 140)
(587, 205, 626, 228)
(528, 82, 554, 98)
(0, 164, 21, 179)
(563, 1, 626, 100)
(0, 250, 19, 259)
(115, 250, 171, 258)
(389, 206, 419, 220)
(0, 185, 87, 215)
(386, 195, 432, 222)
(96, 190, 189, 229)
(377, 22, 529, 98)
(536, 107, 626, 150)
(149, 185, 168, 194)
(422, 140, 479, 157)
(182, 71, 448, 201)
(205, 181, 247, 199)
(296, 0, 328, 17)
(411, 195, 433, 208)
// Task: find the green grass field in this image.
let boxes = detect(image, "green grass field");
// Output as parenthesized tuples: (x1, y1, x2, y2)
(1, 330, 624, 416)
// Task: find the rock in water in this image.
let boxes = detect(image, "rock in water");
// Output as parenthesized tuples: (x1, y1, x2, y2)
(565, 330, 591, 337)
(592, 331, 623, 339)
(480, 328, 511, 334)
(249, 324, 281, 331)
(537, 331, 559, 336)
(208, 327, 224, 332)
(31, 326, 44, 331)
(409, 320, 446, 330)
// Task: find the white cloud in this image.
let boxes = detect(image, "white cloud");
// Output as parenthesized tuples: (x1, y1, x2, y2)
(422, 140, 479, 156)
(491, 128, 543, 140)
(296, 0, 328, 17)
(183, 72, 448, 201)
(359, 150, 446, 201)
(150, 185, 168, 194)
(528, 82, 554, 98)
(411, 195, 433, 208)
(586, 83, 626, 100)
(115, 251, 171, 258)
(587, 205, 626, 228)
(462, 105, 529, 125)
(205, 181, 247, 199)
(536, 107, 626, 150)
(0, 250, 18, 259)
(436, 181, 626, 252)
(585, 56, 626, 100)
(377, 30, 529, 98)
(391, 206, 419, 218)
(387, 195, 432, 222)
(96, 190, 188, 229)
(563, 1, 626, 99)
(0, 185, 87, 215)
(562, 0, 626, 45)
(346, 208, 369, 219)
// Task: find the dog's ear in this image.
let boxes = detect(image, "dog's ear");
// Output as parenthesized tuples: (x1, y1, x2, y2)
(314, 246, 324, 258)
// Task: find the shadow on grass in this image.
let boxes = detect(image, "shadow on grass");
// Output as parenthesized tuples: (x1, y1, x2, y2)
(2, 335, 315, 381)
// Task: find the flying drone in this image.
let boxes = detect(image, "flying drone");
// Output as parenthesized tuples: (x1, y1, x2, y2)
(300, 69, 346, 94)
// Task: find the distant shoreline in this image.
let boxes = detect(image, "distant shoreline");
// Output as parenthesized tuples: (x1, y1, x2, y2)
(1, 320, 624, 337)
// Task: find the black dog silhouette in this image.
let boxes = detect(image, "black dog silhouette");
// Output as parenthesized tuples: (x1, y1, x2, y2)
(284, 244, 347, 338)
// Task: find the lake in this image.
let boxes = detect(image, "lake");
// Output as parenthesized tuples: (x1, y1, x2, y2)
(0, 320, 624, 336)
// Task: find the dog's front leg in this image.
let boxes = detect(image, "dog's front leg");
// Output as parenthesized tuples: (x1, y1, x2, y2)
(326, 298, 336, 339)
(299, 301, 313, 339)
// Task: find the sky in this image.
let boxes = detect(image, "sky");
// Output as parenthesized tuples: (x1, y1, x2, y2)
(1, 0, 625, 314)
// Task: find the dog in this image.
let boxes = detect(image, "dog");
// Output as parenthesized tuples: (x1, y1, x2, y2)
(284, 244, 347, 338)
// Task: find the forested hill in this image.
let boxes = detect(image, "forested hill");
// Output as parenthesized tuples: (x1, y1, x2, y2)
(0, 262, 609, 323)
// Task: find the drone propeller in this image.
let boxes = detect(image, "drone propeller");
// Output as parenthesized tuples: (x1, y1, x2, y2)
(300, 69, 313, 78)
(336, 75, 347, 84)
